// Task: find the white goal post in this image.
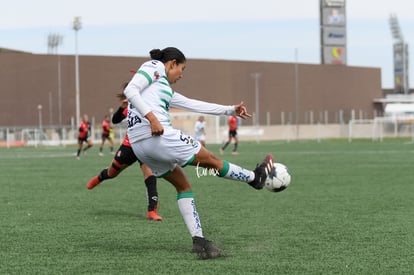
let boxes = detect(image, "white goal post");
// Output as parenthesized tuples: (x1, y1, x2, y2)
(348, 116, 414, 142)
(170, 111, 222, 144)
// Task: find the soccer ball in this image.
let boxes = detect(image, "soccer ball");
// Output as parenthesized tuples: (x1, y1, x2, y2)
(264, 163, 291, 192)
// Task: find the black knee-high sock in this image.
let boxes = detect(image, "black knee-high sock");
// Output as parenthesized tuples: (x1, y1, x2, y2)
(98, 168, 110, 181)
(222, 142, 230, 150)
(145, 175, 158, 211)
(233, 142, 238, 152)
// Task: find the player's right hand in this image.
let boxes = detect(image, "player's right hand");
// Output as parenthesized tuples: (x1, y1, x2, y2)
(145, 112, 164, 136)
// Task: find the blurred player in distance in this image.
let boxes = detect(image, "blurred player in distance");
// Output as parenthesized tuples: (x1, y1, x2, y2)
(76, 114, 93, 160)
(194, 116, 206, 147)
(99, 115, 114, 156)
(220, 115, 239, 155)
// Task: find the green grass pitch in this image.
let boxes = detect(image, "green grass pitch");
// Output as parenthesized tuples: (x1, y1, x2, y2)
(1, 139, 413, 274)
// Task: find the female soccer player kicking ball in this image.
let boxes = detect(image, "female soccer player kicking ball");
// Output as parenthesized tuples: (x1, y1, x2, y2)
(123, 47, 274, 259)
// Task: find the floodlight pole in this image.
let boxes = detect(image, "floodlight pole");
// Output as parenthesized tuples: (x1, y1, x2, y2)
(73, 16, 82, 128)
(294, 48, 300, 139)
(251, 73, 261, 126)
(37, 104, 43, 143)
(58, 52, 62, 126)
(389, 14, 409, 94)
(47, 33, 63, 126)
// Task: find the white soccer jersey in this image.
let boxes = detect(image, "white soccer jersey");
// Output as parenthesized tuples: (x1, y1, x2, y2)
(194, 120, 206, 140)
(124, 60, 235, 143)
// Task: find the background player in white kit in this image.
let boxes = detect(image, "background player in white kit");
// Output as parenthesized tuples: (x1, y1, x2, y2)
(124, 47, 274, 259)
(194, 116, 206, 147)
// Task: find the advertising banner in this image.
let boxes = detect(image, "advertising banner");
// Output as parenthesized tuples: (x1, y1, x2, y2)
(322, 7, 346, 26)
(323, 46, 347, 65)
(320, 0, 347, 65)
(393, 43, 409, 92)
(322, 27, 346, 45)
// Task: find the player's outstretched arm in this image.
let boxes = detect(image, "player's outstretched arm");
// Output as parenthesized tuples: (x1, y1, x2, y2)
(171, 91, 250, 118)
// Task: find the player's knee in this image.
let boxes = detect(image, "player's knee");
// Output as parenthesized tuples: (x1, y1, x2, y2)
(201, 151, 222, 170)
(142, 168, 154, 179)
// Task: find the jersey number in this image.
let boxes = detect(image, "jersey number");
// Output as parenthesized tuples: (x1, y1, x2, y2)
(127, 115, 142, 128)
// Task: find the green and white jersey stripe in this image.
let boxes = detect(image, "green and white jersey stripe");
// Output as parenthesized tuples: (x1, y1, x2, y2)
(126, 59, 236, 143)
(127, 60, 174, 142)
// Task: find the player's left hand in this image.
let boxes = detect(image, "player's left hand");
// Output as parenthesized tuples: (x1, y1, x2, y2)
(234, 101, 252, 120)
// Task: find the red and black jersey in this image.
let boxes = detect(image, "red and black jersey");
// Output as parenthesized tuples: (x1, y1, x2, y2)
(102, 120, 111, 136)
(228, 116, 238, 131)
(78, 121, 91, 139)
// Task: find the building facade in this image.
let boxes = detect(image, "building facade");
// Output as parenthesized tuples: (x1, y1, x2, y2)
(0, 52, 382, 127)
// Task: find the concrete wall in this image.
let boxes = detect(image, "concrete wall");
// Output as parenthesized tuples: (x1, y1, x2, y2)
(0, 52, 383, 127)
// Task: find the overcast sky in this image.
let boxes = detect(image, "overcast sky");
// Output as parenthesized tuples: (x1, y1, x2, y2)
(1, 0, 414, 88)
